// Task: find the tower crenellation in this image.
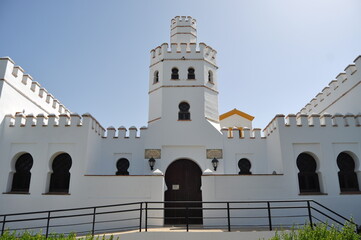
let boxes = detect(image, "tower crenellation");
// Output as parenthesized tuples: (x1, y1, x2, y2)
(170, 16, 197, 44)
(171, 16, 196, 28)
(150, 42, 217, 66)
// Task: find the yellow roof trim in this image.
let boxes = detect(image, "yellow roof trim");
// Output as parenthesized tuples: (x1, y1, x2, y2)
(219, 108, 255, 121)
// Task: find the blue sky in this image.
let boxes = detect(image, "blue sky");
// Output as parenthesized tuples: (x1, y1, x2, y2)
(1, 0, 360, 130)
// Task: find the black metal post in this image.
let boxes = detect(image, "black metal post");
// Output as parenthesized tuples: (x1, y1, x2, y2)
(186, 206, 189, 232)
(45, 211, 51, 238)
(227, 202, 231, 232)
(1, 215, 6, 236)
(139, 203, 143, 232)
(267, 202, 272, 231)
(307, 201, 313, 228)
(145, 202, 148, 232)
(91, 207, 96, 236)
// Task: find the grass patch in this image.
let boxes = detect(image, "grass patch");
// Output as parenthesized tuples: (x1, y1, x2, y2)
(268, 221, 360, 240)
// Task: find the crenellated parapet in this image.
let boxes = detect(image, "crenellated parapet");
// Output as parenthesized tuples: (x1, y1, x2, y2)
(105, 126, 147, 139)
(5, 112, 148, 139)
(5, 112, 106, 137)
(0, 57, 71, 115)
(150, 42, 217, 66)
(221, 127, 264, 139)
(263, 113, 361, 136)
(300, 55, 361, 114)
(171, 16, 196, 29)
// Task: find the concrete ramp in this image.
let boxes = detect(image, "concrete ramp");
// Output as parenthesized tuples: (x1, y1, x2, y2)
(119, 230, 277, 240)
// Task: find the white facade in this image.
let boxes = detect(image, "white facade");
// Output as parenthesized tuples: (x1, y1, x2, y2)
(0, 16, 361, 231)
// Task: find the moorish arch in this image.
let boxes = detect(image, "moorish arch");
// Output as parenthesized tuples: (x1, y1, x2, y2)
(337, 152, 360, 192)
(296, 152, 321, 193)
(11, 153, 33, 193)
(164, 159, 203, 224)
(49, 153, 72, 193)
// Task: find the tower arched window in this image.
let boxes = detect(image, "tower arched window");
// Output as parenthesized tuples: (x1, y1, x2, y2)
(337, 152, 359, 192)
(153, 71, 159, 84)
(49, 153, 72, 193)
(296, 153, 321, 193)
(178, 102, 190, 120)
(188, 67, 195, 79)
(11, 153, 33, 193)
(208, 70, 213, 83)
(116, 158, 130, 175)
(171, 68, 179, 80)
(238, 158, 251, 175)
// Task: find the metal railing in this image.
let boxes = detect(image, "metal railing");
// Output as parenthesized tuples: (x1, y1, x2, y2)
(0, 200, 357, 236)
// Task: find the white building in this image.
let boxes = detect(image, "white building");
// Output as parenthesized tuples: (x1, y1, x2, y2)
(0, 16, 360, 233)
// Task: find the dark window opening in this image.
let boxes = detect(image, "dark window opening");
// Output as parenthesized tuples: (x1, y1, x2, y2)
(188, 68, 195, 79)
(116, 158, 130, 175)
(49, 153, 72, 193)
(178, 102, 190, 120)
(297, 153, 321, 193)
(154, 71, 159, 83)
(238, 158, 252, 175)
(337, 152, 359, 192)
(208, 70, 213, 83)
(171, 68, 179, 80)
(11, 153, 33, 192)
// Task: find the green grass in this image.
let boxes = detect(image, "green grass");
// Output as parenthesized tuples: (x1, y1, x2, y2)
(268, 222, 360, 240)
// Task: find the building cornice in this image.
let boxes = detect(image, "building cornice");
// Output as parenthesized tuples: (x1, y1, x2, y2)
(149, 84, 218, 94)
(149, 58, 218, 69)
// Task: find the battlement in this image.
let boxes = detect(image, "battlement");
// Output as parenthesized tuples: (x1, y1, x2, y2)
(6, 112, 105, 137)
(300, 55, 361, 114)
(221, 127, 265, 139)
(171, 16, 196, 29)
(0, 57, 71, 115)
(263, 113, 361, 136)
(150, 42, 217, 66)
(104, 125, 147, 139)
(5, 113, 147, 139)
(170, 16, 197, 45)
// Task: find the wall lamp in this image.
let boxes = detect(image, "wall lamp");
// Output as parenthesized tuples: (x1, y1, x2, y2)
(148, 157, 156, 171)
(212, 158, 219, 171)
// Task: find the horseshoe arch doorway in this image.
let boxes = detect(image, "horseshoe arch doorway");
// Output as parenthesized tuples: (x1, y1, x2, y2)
(164, 159, 203, 224)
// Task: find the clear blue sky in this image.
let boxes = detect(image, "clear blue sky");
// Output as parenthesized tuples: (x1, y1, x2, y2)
(1, 0, 360, 130)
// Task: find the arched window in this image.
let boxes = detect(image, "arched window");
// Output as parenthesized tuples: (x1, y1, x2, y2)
(337, 152, 359, 192)
(49, 153, 72, 193)
(238, 158, 251, 175)
(208, 70, 213, 83)
(178, 102, 190, 120)
(171, 68, 179, 80)
(11, 153, 33, 192)
(296, 153, 320, 193)
(116, 158, 130, 175)
(188, 68, 195, 79)
(153, 71, 159, 84)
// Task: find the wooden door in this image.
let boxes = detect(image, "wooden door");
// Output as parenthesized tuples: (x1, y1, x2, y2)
(164, 159, 202, 224)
